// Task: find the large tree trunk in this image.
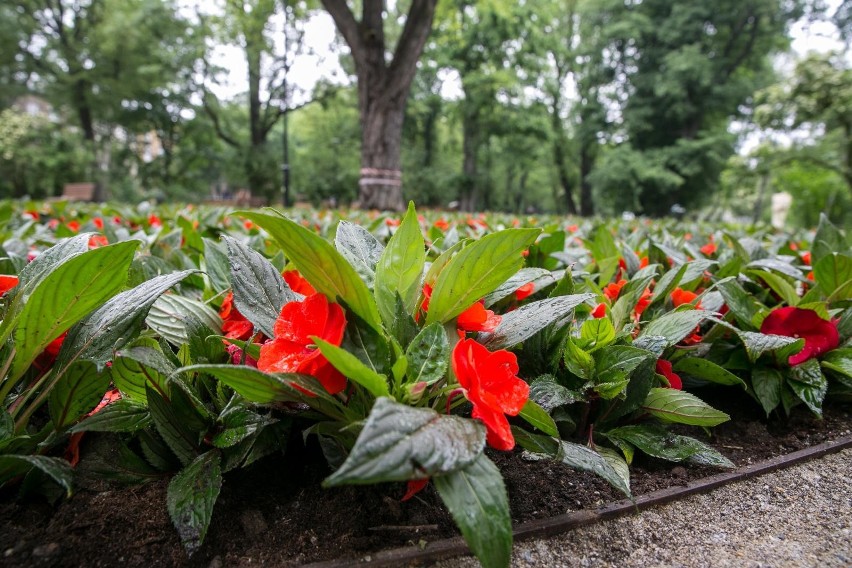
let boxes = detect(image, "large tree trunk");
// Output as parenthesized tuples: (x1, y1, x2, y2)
(322, 0, 438, 211)
(459, 108, 480, 212)
(579, 144, 595, 216)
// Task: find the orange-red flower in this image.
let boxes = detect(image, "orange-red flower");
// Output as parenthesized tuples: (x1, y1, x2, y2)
(801, 251, 812, 265)
(515, 282, 535, 301)
(603, 279, 627, 302)
(671, 287, 701, 309)
(433, 218, 450, 231)
(283, 269, 317, 296)
(634, 287, 653, 317)
(0, 275, 18, 296)
(88, 235, 109, 249)
(760, 307, 839, 366)
(148, 214, 162, 228)
(258, 294, 347, 394)
(451, 339, 529, 451)
(93, 217, 104, 230)
(655, 359, 682, 390)
(591, 303, 607, 318)
(700, 242, 717, 256)
(421, 284, 501, 332)
(219, 292, 254, 341)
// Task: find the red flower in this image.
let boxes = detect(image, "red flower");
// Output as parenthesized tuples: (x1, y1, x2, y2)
(655, 359, 682, 390)
(801, 251, 812, 266)
(433, 218, 450, 231)
(88, 235, 109, 249)
(603, 279, 627, 302)
(258, 294, 347, 394)
(34, 332, 67, 371)
(65, 389, 122, 466)
(219, 292, 254, 341)
(0, 275, 18, 296)
(401, 478, 429, 502)
(634, 287, 653, 317)
(515, 282, 535, 301)
(700, 242, 717, 256)
(93, 217, 104, 230)
(452, 339, 529, 451)
(148, 214, 162, 228)
(591, 303, 607, 318)
(283, 269, 317, 296)
(759, 307, 839, 366)
(421, 284, 501, 332)
(671, 287, 701, 309)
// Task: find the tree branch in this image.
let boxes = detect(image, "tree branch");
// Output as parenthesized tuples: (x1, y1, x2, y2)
(320, 0, 364, 66)
(387, 0, 438, 97)
(202, 95, 240, 148)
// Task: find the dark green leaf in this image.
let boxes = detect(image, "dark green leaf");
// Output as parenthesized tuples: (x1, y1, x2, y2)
(404, 323, 449, 385)
(48, 361, 111, 429)
(529, 375, 583, 411)
(0, 455, 74, 496)
(789, 359, 828, 417)
(313, 337, 390, 398)
(335, 220, 383, 287)
(480, 294, 594, 350)
(69, 399, 151, 433)
(672, 358, 747, 388)
(604, 425, 734, 468)
(813, 253, 852, 302)
(434, 454, 512, 568)
(593, 345, 654, 399)
(638, 310, 709, 347)
(167, 450, 222, 556)
(484, 268, 553, 307)
(147, 385, 199, 466)
(518, 400, 558, 437)
(737, 331, 801, 362)
(324, 398, 485, 486)
(641, 388, 730, 426)
(146, 294, 222, 346)
(716, 278, 761, 330)
(222, 235, 295, 338)
(56, 270, 197, 373)
(751, 367, 783, 416)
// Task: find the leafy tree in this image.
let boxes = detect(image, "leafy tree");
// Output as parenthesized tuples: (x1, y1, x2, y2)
(321, 0, 439, 210)
(585, 0, 804, 216)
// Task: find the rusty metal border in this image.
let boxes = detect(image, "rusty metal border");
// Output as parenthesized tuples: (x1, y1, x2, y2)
(305, 435, 852, 568)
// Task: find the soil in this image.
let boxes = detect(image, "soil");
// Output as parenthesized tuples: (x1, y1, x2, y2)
(2, 388, 851, 568)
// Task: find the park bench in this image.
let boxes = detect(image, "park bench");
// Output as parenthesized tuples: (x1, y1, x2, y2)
(61, 182, 100, 202)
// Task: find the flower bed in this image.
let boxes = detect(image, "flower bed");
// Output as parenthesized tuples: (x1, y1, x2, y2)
(0, 201, 850, 568)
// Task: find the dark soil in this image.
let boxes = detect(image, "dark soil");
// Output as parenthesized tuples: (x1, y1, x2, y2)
(2, 389, 850, 568)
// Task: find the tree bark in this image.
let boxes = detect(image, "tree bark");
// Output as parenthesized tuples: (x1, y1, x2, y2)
(322, 0, 438, 211)
(579, 143, 594, 216)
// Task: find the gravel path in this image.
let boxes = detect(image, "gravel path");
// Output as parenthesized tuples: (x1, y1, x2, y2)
(435, 448, 852, 568)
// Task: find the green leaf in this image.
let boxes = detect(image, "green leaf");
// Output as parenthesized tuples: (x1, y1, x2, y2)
(751, 367, 783, 416)
(518, 400, 558, 437)
(146, 294, 222, 346)
(146, 384, 199, 466)
(673, 357, 747, 388)
(55, 270, 197, 374)
(641, 388, 730, 426)
(592, 345, 654, 399)
(789, 359, 828, 417)
(334, 220, 383, 287)
(9, 241, 139, 382)
(737, 331, 802, 362)
(48, 361, 111, 429)
(202, 239, 231, 293)
(813, 253, 852, 302)
(514, 430, 631, 498)
(480, 294, 594, 350)
(239, 211, 382, 331)
(579, 317, 616, 352)
(374, 203, 425, 326)
(426, 228, 540, 324)
(69, 399, 151, 433)
(0, 455, 74, 497)
(650, 263, 688, 305)
(404, 323, 449, 385)
(564, 337, 595, 380)
(484, 268, 553, 307)
(638, 309, 708, 347)
(222, 235, 295, 338)
(812, 213, 849, 265)
(604, 425, 734, 468)
(748, 269, 800, 306)
(324, 397, 485, 486)
(167, 450, 222, 556)
(312, 336, 390, 398)
(716, 277, 762, 330)
(746, 259, 805, 280)
(434, 453, 512, 568)
(112, 344, 171, 403)
(596, 446, 631, 494)
(822, 348, 852, 380)
(529, 375, 583, 411)
(177, 364, 292, 404)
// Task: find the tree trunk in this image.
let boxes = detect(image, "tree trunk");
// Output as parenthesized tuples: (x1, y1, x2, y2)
(579, 144, 595, 216)
(322, 0, 438, 211)
(358, 92, 406, 211)
(460, 109, 479, 212)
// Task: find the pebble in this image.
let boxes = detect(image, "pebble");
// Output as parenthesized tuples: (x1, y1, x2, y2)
(435, 448, 852, 568)
(32, 543, 60, 558)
